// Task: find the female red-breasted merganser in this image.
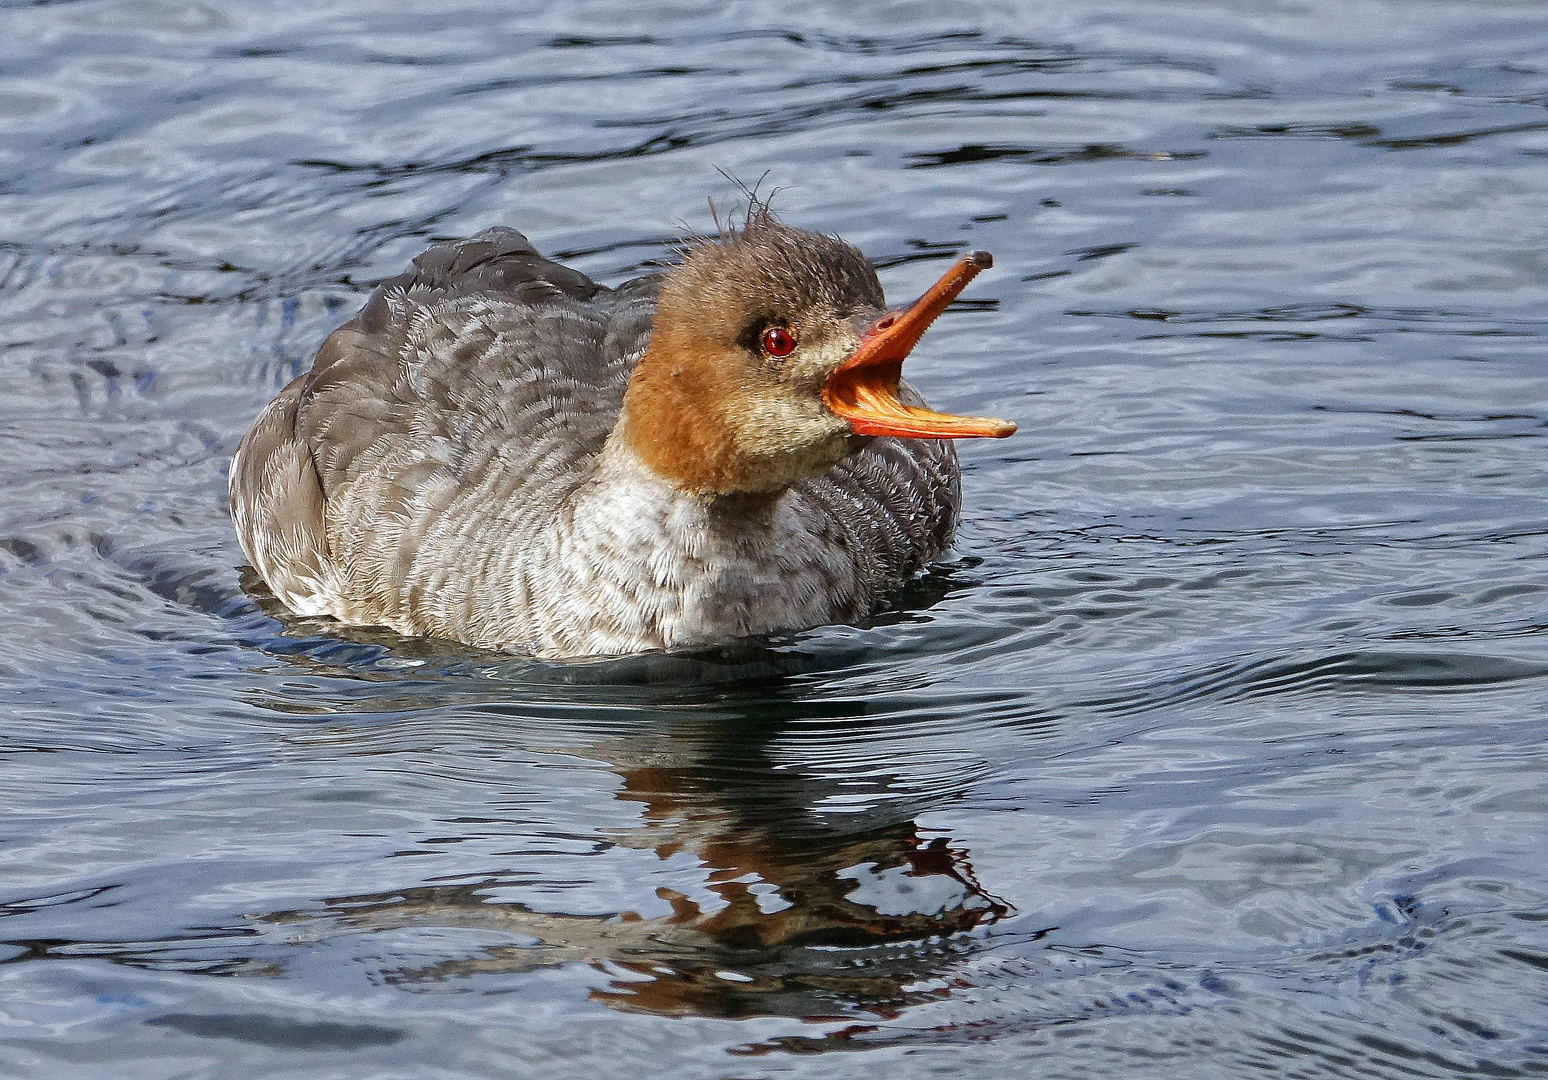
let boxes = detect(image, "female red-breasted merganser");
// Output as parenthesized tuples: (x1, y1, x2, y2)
(230, 213, 1015, 659)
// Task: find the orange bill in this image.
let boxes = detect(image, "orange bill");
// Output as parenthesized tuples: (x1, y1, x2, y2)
(822, 251, 1017, 440)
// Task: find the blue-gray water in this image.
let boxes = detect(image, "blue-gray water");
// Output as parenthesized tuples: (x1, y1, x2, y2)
(3, 1, 1547, 1077)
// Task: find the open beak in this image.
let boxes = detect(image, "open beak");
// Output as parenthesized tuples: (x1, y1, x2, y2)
(822, 251, 1017, 440)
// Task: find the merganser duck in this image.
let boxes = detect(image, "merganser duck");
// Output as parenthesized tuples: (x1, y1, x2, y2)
(230, 212, 1015, 659)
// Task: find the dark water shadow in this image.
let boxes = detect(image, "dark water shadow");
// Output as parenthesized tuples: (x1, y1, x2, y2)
(257, 704, 1017, 1021)
(1080, 647, 1548, 720)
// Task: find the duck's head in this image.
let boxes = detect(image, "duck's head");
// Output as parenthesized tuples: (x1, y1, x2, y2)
(621, 213, 1017, 496)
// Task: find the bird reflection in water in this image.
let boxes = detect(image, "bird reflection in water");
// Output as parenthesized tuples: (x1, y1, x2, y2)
(263, 710, 1010, 1020)
(590, 758, 1009, 1017)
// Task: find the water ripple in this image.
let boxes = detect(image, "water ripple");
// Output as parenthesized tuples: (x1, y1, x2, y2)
(2, 1, 1548, 1077)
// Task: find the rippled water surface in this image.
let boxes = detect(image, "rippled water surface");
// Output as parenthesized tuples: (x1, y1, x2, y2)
(4, 1, 1548, 1076)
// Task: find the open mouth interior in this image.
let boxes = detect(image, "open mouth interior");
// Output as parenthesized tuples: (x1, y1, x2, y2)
(822, 252, 1017, 441)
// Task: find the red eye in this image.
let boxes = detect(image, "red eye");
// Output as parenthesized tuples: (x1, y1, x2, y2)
(761, 326, 797, 358)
